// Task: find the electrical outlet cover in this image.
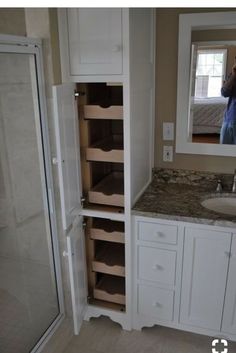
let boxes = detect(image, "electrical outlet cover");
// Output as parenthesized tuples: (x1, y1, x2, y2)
(163, 145, 173, 162)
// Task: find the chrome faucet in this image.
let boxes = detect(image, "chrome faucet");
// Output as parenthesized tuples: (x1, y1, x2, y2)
(232, 170, 236, 193)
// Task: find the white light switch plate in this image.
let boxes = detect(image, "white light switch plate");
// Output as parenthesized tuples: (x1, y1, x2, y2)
(163, 122, 174, 141)
(163, 145, 173, 162)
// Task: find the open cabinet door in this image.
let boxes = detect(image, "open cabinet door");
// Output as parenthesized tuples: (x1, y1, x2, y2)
(53, 83, 82, 230)
(67, 216, 87, 334)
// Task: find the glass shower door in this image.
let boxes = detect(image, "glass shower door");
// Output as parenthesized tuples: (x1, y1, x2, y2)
(0, 48, 61, 352)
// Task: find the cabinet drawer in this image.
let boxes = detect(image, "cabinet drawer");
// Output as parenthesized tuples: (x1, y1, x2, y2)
(92, 243, 125, 277)
(86, 141, 124, 163)
(138, 221, 178, 245)
(138, 247, 176, 285)
(138, 284, 174, 321)
(88, 172, 124, 207)
(94, 275, 125, 305)
(83, 105, 123, 120)
(90, 218, 125, 244)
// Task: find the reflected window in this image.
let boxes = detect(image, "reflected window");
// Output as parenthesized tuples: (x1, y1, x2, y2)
(195, 49, 227, 98)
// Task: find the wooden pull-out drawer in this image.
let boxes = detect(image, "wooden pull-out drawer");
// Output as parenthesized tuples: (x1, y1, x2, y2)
(90, 219, 125, 244)
(138, 284, 174, 322)
(83, 105, 123, 120)
(138, 246, 176, 285)
(92, 243, 125, 277)
(86, 136, 124, 163)
(88, 172, 124, 207)
(138, 221, 178, 245)
(94, 275, 125, 305)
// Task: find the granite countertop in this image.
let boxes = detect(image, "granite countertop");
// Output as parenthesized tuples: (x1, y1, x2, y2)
(132, 169, 236, 228)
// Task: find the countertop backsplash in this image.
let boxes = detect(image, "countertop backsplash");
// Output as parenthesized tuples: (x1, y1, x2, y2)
(152, 168, 233, 190)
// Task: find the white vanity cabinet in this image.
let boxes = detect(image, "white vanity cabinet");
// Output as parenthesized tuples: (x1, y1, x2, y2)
(180, 227, 231, 331)
(133, 216, 184, 329)
(133, 215, 236, 341)
(54, 9, 155, 334)
(58, 8, 123, 81)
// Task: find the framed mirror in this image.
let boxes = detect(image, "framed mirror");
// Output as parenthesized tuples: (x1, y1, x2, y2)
(176, 11, 236, 156)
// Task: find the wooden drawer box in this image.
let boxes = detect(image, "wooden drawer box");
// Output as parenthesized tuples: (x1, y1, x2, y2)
(90, 219, 125, 244)
(138, 246, 176, 286)
(88, 172, 124, 207)
(86, 136, 124, 163)
(92, 243, 125, 277)
(138, 284, 174, 321)
(83, 105, 123, 120)
(138, 221, 178, 245)
(94, 275, 125, 305)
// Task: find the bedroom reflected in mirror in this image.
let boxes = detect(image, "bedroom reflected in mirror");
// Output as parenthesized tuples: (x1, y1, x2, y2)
(188, 41, 236, 145)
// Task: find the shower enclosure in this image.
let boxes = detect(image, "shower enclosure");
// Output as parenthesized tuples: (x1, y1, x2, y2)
(0, 36, 64, 352)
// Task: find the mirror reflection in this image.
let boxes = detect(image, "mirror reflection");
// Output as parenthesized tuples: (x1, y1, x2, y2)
(189, 41, 236, 145)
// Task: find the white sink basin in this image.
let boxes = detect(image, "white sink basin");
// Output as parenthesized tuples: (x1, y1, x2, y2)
(201, 197, 236, 216)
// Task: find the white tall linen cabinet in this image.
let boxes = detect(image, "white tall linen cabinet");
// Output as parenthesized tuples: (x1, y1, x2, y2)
(53, 8, 155, 333)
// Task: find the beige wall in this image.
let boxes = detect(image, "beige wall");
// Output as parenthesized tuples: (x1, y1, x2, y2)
(49, 9, 62, 85)
(192, 28, 236, 42)
(0, 8, 26, 35)
(155, 8, 236, 173)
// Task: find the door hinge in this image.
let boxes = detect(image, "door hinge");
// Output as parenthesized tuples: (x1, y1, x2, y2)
(81, 196, 86, 207)
(62, 251, 68, 257)
(74, 91, 85, 99)
(52, 157, 58, 165)
(63, 250, 75, 257)
(82, 220, 87, 229)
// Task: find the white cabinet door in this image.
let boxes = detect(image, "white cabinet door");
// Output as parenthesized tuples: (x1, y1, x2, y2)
(180, 227, 231, 331)
(53, 83, 82, 230)
(222, 234, 236, 335)
(67, 216, 87, 334)
(67, 8, 123, 76)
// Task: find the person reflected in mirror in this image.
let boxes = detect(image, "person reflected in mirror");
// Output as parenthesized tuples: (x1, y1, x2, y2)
(220, 61, 236, 144)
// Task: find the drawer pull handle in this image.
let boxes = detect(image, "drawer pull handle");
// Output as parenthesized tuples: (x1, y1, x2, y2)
(156, 232, 165, 238)
(152, 264, 163, 271)
(152, 302, 162, 308)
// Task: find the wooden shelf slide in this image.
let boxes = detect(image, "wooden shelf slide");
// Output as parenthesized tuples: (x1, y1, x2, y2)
(83, 105, 123, 120)
(90, 219, 125, 244)
(83, 203, 124, 215)
(92, 243, 125, 277)
(88, 172, 124, 207)
(86, 135, 124, 163)
(93, 275, 125, 305)
(88, 298, 125, 312)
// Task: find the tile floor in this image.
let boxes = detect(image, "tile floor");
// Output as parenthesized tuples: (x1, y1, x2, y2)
(60, 317, 236, 353)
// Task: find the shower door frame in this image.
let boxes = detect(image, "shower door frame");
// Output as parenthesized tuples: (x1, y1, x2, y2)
(0, 35, 65, 353)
